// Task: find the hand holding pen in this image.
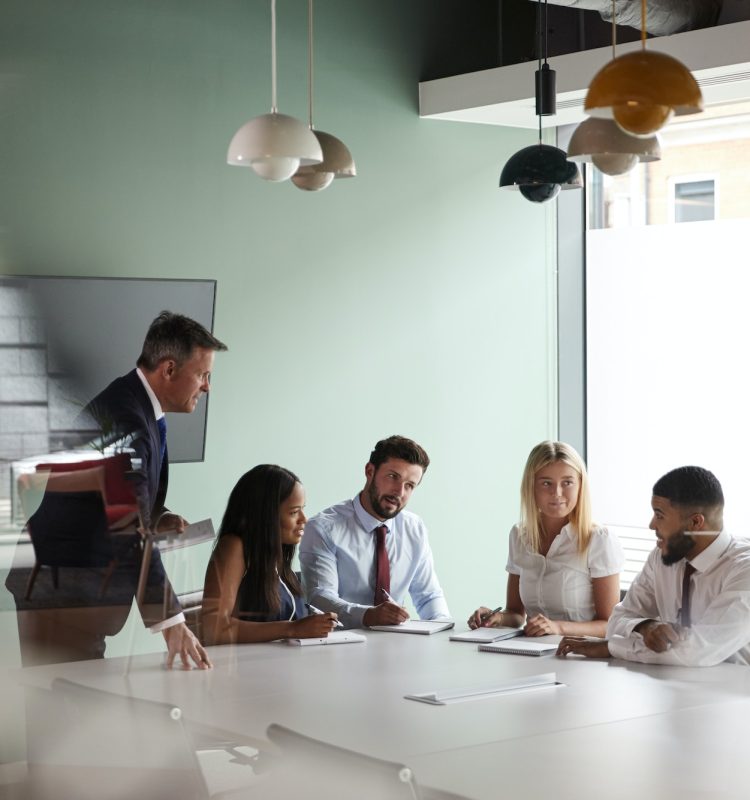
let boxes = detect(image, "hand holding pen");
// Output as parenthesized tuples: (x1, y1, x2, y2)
(363, 589, 410, 627)
(305, 603, 343, 628)
(467, 605, 503, 629)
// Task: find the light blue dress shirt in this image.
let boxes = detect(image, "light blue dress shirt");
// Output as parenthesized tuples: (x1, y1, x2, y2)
(299, 494, 450, 628)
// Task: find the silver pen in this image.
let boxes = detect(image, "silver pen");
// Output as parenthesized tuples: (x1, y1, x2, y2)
(380, 588, 400, 605)
(305, 603, 344, 628)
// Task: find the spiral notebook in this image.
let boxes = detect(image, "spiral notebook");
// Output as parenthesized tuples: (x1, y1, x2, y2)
(449, 627, 522, 643)
(478, 635, 562, 656)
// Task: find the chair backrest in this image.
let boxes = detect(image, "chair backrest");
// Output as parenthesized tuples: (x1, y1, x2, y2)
(36, 452, 136, 505)
(25, 678, 209, 800)
(26, 483, 113, 567)
(266, 723, 421, 800)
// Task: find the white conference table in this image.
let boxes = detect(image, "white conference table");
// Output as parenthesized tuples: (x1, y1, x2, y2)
(12, 629, 750, 799)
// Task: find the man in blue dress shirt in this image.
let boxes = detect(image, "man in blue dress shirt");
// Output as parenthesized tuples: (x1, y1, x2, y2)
(300, 435, 450, 628)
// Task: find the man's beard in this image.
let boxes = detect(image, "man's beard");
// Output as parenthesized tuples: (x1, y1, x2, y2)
(368, 483, 403, 520)
(661, 531, 695, 565)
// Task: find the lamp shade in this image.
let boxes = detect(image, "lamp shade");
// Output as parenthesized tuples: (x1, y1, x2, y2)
(585, 50, 702, 138)
(568, 117, 660, 176)
(499, 144, 582, 204)
(227, 112, 323, 182)
(291, 129, 356, 191)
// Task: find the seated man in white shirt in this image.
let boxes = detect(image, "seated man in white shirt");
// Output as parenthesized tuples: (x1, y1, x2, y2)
(299, 435, 450, 628)
(558, 466, 750, 666)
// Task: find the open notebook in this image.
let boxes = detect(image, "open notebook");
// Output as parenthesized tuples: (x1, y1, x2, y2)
(478, 635, 562, 656)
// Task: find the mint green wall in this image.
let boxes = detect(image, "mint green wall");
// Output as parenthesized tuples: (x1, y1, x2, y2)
(0, 0, 556, 659)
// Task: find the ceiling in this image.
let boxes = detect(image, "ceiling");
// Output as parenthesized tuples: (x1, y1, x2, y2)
(421, 0, 750, 82)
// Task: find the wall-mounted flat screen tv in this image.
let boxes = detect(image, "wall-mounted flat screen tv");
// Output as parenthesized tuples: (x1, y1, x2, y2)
(1, 276, 217, 463)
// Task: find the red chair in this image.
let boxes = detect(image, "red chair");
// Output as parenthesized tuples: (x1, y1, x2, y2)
(20, 454, 139, 600)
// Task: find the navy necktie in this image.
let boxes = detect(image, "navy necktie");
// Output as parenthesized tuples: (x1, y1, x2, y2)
(156, 416, 167, 462)
(374, 524, 390, 605)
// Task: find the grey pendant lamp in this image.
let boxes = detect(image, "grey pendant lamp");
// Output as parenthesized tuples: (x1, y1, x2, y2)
(499, 0, 581, 203)
(227, 0, 323, 182)
(292, 0, 356, 191)
(567, 0, 661, 176)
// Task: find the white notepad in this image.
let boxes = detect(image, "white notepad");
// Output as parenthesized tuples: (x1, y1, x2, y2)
(369, 620, 454, 635)
(405, 672, 560, 705)
(478, 635, 561, 656)
(449, 627, 522, 643)
(286, 630, 366, 646)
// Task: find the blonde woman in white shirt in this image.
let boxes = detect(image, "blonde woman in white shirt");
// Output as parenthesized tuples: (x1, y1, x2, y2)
(469, 441, 624, 637)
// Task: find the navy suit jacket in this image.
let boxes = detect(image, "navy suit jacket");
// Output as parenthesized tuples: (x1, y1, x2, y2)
(85, 369, 169, 524)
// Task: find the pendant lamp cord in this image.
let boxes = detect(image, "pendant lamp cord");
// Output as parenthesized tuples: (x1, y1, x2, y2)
(307, 0, 314, 128)
(271, 0, 278, 113)
(537, 0, 542, 143)
(544, 0, 549, 66)
(611, 0, 616, 59)
(641, 0, 647, 50)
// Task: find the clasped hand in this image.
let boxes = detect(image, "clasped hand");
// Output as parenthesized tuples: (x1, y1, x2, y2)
(636, 619, 681, 652)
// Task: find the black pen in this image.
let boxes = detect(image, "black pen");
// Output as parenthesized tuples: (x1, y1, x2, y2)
(305, 603, 344, 628)
(481, 605, 503, 622)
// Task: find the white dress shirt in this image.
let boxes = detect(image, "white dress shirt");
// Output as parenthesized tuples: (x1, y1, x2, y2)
(607, 529, 750, 666)
(299, 495, 450, 628)
(506, 524, 624, 621)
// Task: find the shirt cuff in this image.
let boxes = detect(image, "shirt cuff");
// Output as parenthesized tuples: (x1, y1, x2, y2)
(150, 612, 186, 633)
(607, 634, 640, 660)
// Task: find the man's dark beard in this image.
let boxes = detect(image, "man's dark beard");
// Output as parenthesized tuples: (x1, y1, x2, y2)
(661, 531, 695, 565)
(368, 483, 402, 520)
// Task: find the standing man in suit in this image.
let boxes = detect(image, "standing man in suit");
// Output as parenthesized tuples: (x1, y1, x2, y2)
(83, 311, 228, 668)
(300, 435, 450, 628)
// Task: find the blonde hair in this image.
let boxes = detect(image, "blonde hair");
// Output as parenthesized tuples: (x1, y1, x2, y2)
(519, 441, 593, 554)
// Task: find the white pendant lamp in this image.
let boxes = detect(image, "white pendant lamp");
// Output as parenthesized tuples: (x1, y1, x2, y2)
(227, 0, 322, 182)
(292, 0, 356, 192)
(568, 3, 661, 176)
(568, 117, 661, 175)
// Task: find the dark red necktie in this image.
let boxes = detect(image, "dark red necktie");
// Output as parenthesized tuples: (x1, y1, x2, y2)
(680, 561, 696, 628)
(374, 524, 390, 605)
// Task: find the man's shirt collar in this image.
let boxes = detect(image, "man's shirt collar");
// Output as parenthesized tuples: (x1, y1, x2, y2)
(136, 367, 164, 421)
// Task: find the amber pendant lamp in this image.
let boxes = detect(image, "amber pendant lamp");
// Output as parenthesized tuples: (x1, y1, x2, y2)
(568, 0, 661, 175)
(584, 0, 702, 138)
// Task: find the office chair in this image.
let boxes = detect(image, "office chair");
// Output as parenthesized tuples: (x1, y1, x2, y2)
(265, 724, 471, 800)
(24, 678, 268, 800)
(20, 454, 139, 600)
